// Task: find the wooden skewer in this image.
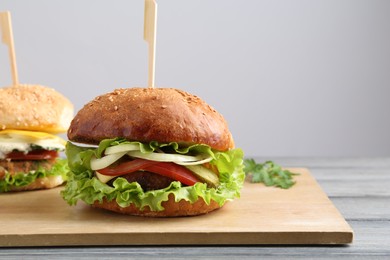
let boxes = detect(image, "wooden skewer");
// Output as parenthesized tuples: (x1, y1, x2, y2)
(144, 0, 157, 88)
(0, 11, 19, 86)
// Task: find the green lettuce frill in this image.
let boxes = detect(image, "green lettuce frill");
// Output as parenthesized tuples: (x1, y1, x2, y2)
(61, 138, 245, 211)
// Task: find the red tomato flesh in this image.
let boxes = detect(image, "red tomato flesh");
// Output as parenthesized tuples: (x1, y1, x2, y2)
(6, 150, 59, 160)
(97, 159, 158, 176)
(145, 162, 200, 186)
(97, 158, 200, 186)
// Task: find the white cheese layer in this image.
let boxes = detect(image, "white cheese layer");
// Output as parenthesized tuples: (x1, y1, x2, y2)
(95, 172, 116, 183)
(0, 130, 66, 159)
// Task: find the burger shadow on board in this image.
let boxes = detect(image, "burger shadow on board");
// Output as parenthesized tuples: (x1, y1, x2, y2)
(0, 84, 74, 193)
(61, 87, 245, 218)
(72, 196, 231, 222)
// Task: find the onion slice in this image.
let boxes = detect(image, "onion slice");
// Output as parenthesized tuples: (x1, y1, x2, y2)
(69, 141, 99, 148)
(127, 150, 205, 163)
(174, 156, 213, 165)
(104, 144, 140, 155)
(90, 152, 127, 170)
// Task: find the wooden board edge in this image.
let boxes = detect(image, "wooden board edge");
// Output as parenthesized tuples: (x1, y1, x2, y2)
(0, 231, 353, 247)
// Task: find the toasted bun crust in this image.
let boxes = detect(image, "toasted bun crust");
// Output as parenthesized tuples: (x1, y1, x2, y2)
(68, 87, 234, 151)
(7, 175, 65, 192)
(0, 84, 74, 133)
(92, 194, 222, 217)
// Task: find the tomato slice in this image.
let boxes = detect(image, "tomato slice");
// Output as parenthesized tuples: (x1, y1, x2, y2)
(6, 150, 59, 160)
(144, 162, 200, 186)
(97, 158, 200, 186)
(97, 158, 158, 176)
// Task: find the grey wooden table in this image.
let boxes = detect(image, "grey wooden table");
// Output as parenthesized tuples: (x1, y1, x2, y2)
(1, 157, 389, 259)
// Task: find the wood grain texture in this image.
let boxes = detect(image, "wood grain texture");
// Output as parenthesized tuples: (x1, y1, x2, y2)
(1, 157, 388, 258)
(0, 168, 352, 247)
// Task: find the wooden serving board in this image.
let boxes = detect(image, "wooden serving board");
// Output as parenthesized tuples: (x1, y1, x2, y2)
(0, 168, 353, 246)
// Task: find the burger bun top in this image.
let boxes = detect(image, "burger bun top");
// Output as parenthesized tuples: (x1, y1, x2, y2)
(68, 87, 234, 151)
(0, 84, 74, 133)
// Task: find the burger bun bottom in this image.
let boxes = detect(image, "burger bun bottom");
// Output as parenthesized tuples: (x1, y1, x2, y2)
(8, 175, 65, 192)
(92, 194, 222, 217)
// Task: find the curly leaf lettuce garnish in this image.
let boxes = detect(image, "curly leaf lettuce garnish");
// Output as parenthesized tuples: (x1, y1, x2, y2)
(244, 159, 298, 189)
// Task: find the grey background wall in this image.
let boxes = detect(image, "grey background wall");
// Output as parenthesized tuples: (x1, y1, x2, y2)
(1, 0, 389, 157)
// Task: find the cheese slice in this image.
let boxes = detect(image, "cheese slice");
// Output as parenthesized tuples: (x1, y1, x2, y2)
(0, 129, 65, 143)
(95, 172, 116, 184)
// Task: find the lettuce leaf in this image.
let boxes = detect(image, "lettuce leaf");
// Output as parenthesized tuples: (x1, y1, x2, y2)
(61, 139, 245, 211)
(0, 159, 69, 193)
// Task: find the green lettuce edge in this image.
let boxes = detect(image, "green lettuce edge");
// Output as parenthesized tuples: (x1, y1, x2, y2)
(61, 138, 245, 211)
(0, 158, 69, 193)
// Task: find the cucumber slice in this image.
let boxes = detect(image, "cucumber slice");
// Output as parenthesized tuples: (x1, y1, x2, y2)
(185, 165, 219, 188)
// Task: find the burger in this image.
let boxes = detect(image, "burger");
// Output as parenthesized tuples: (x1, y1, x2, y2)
(61, 87, 245, 217)
(0, 84, 74, 192)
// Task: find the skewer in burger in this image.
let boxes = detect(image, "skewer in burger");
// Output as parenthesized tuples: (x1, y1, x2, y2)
(0, 84, 73, 192)
(61, 87, 244, 217)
